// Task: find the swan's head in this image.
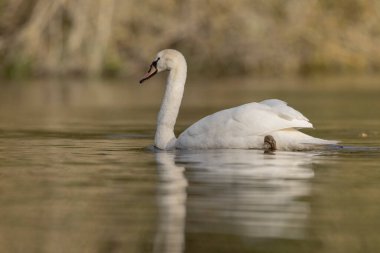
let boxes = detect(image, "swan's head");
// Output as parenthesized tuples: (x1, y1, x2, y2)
(139, 49, 185, 84)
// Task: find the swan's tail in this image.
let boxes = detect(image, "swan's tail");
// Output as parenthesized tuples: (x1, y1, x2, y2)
(271, 129, 339, 151)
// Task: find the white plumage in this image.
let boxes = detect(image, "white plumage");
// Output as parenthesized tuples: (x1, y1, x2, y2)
(140, 49, 337, 151)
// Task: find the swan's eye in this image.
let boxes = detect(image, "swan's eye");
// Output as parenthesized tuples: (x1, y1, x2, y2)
(152, 57, 160, 68)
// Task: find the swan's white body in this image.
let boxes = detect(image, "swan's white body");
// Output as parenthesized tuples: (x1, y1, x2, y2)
(140, 49, 337, 151)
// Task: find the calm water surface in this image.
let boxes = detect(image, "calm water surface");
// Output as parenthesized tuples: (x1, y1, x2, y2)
(0, 77, 379, 253)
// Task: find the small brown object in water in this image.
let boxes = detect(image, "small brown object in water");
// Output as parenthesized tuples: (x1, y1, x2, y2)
(264, 135, 276, 152)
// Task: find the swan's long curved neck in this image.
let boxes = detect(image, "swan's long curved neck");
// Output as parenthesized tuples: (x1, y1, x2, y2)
(155, 60, 187, 150)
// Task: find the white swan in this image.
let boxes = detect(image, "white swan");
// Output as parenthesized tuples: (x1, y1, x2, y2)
(140, 49, 337, 151)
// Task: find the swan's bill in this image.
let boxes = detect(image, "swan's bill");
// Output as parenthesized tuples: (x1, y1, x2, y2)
(139, 57, 161, 84)
(139, 65, 157, 83)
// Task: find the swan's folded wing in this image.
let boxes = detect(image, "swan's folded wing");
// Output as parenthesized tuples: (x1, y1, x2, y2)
(232, 102, 313, 136)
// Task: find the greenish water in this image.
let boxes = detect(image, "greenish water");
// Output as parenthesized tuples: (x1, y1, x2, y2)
(0, 77, 379, 253)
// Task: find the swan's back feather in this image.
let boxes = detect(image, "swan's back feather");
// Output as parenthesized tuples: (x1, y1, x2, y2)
(259, 99, 310, 122)
(176, 101, 314, 149)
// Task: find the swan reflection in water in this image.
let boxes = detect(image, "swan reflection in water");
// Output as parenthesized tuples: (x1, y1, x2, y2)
(153, 149, 317, 253)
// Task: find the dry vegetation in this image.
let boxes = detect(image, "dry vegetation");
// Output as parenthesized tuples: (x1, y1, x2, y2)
(1, 0, 380, 78)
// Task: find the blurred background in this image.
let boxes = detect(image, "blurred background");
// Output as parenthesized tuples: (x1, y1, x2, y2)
(1, 0, 380, 79)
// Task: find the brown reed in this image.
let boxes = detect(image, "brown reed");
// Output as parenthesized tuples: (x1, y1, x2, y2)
(1, 0, 380, 78)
